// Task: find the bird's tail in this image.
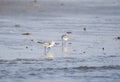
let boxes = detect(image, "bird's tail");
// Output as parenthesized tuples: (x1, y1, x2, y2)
(37, 41, 43, 44)
(31, 39, 38, 43)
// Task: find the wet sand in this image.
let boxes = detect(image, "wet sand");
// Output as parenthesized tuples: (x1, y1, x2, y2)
(0, 0, 120, 82)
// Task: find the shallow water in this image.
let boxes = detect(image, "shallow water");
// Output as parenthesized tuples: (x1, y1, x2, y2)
(0, 58, 120, 82)
(0, 0, 120, 82)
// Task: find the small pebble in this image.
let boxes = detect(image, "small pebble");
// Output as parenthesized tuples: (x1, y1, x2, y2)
(83, 51, 86, 53)
(102, 48, 104, 50)
(79, 53, 82, 54)
(60, 3, 64, 6)
(117, 37, 120, 39)
(26, 46, 28, 48)
(103, 53, 106, 55)
(83, 28, 86, 31)
(31, 39, 34, 41)
(34, 0, 37, 3)
(15, 24, 20, 27)
(73, 50, 76, 52)
(68, 42, 72, 45)
(95, 16, 99, 18)
(66, 32, 72, 34)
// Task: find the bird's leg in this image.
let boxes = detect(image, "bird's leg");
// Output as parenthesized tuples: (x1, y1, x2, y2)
(62, 39, 64, 52)
(44, 47, 47, 56)
(63, 41, 68, 57)
(47, 47, 51, 53)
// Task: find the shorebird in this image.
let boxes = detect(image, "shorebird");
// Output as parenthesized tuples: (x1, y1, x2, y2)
(61, 34, 69, 46)
(31, 40, 55, 55)
(61, 34, 69, 53)
(61, 34, 69, 41)
(37, 40, 55, 55)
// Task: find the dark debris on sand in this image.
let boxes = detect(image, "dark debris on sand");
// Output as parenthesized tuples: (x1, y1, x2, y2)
(117, 37, 120, 39)
(15, 24, 21, 27)
(22, 32, 31, 35)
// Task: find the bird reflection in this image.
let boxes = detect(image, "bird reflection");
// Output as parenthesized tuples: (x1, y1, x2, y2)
(62, 47, 68, 57)
(61, 33, 69, 57)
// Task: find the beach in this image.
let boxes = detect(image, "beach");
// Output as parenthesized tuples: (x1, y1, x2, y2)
(0, 0, 120, 82)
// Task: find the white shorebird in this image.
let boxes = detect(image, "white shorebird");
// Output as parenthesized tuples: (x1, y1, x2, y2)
(61, 34, 69, 53)
(61, 34, 69, 41)
(61, 34, 69, 46)
(32, 40, 55, 55)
